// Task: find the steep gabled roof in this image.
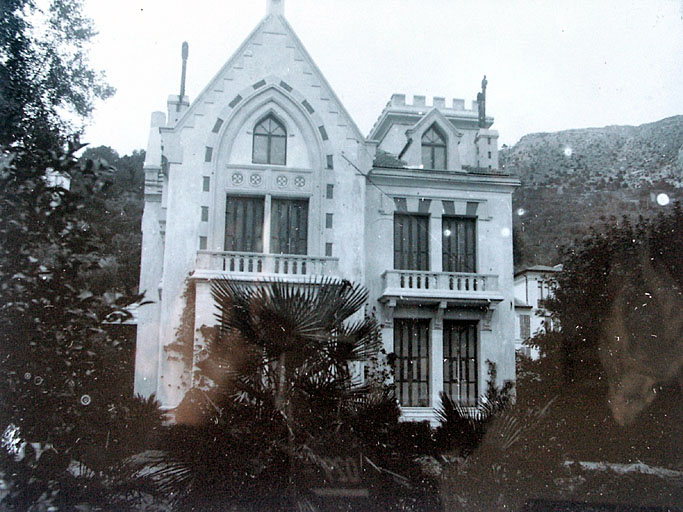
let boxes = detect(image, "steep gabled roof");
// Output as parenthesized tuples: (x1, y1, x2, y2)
(172, 12, 364, 142)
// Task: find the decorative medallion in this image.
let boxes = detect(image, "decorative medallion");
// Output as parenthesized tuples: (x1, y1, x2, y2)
(276, 175, 288, 187)
(231, 172, 244, 185)
(249, 173, 262, 186)
(294, 176, 306, 188)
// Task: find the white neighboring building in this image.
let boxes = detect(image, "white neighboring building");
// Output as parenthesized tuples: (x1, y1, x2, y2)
(513, 264, 562, 358)
(134, 0, 519, 422)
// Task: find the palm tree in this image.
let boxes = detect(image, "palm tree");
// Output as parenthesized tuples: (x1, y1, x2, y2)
(148, 277, 399, 511)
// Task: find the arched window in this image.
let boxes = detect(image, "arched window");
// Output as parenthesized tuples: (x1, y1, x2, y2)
(421, 125, 447, 170)
(252, 115, 286, 165)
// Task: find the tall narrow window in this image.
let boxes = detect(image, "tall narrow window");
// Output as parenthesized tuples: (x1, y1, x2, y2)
(224, 195, 264, 252)
(442, 217, 476, 273)
(252, 115, 286, 165)
(443, 321, 478, 406)
(421, 125, 447, 170)
(520, 314, 531, 339)
(394, 319, 430, 407)
(537, 280, 545, 301)
(270, 198, 308, 255)
(394, 214, 429, 270)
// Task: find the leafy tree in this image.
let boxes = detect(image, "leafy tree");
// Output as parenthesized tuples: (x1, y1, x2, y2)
(518, 204, 682, 465)
(0, 0, 114, 154)
(146, 278, 436, 511)
(79, 146, 145, 294)
(0, 144, 154, 510)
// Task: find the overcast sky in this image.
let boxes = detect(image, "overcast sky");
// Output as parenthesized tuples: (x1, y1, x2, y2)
(81, 0, 683, 155)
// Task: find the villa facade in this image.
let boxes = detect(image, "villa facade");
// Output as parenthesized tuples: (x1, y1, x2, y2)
(135, 0, 519, 422)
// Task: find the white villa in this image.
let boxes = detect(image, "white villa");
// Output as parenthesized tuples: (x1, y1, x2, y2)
(514, 264, 562, 358)
(135, 0, 519, 422)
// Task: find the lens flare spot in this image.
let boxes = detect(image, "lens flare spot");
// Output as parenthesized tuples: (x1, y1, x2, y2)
(501, 227, 511, 237)
(656, 193, 670, 206)
(443, 228, 452, 237)
(564, 147, 573, 157)
(517, 208, 526, 216)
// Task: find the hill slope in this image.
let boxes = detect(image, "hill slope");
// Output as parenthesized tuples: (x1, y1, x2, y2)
(501, 116, 683, 267)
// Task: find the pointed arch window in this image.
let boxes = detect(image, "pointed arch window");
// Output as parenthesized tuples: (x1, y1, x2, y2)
(421, 125, 447, 170)
(252, 115, 287, 165)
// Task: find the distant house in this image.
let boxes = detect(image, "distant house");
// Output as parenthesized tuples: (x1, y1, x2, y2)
(513, 264, 562, 358)
(134, 0, 519, 423)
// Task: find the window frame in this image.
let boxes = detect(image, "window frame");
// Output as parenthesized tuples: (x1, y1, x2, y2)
(393, 213, 430, 271)
(520, 314, 531, 339)
(252, 114, 287, 165)
(442, 216, 477, 273)
(443, 320, 478, 406)
(421, 124, 447, 170)
(393, 318, 430, 407)
(224, 195, 265, 253)
(270, 197, 309, 255)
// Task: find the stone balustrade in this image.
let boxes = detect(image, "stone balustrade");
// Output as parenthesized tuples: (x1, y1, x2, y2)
(381, 270, 501, 304)
(196, 251, 339, 278)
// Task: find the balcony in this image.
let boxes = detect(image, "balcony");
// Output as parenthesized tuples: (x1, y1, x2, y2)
(380, 270, 503, 306)
(193, 251, 340, 281)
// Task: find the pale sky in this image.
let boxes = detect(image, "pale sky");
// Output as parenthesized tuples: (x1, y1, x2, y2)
(81, 0, 683, 155)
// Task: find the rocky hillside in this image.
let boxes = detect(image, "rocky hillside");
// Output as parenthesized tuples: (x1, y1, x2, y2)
(501, 116, 683, 268)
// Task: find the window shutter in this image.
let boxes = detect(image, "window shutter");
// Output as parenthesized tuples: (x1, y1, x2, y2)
(443, 217, 476, 272)
(394, 214, 429, 270)
(225, 196, 264, 252)
(394, 319, 430, 407)
(270, 199, 308, 255)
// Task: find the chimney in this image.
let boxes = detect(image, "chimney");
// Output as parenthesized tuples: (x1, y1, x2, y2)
(167, 42, 190, 126)
(267, 0, 284, 16)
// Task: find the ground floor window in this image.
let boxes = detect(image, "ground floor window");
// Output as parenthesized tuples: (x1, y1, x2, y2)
(393, 318, 430, 407)
(443, 321, 478, 406)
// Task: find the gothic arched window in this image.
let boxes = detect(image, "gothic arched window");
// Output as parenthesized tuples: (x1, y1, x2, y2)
(252, 115, 287, 165)
(421, 125, 447, 170)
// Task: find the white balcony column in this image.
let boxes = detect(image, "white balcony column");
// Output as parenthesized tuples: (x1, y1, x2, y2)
(263, 194, 272, 253)
(263, 195, 272, 272)
(430, 301, 446, 409)
(429, 215, 442, 272)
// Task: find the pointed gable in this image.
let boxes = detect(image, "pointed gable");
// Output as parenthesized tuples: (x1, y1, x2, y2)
(165, 12, 364, 152)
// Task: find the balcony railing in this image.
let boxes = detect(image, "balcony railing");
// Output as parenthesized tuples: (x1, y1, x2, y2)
(381, 270, 501, 303)
(195, 251, 340, 278)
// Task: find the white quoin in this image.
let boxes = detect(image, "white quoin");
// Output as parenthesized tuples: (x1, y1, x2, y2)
(267, 0, 284, 16)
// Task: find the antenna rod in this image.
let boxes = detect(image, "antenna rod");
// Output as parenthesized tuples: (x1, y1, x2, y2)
(178, 41, 189, 111)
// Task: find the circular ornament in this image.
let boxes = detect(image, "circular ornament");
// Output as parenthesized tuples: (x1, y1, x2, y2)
(276, 175, 288, 187)
(231, 172, 244, 185)
(294, 176, 306, 188)
(249, 174, 262, 186)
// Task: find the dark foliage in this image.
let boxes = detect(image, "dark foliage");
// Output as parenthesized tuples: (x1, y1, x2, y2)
(0, 144, 156, 510)
(502, 205, 683, 504)
(435, 361, 514, 456)
(0, 0, 114, 155)
(146, 278, 440, 511)
(534, 204, 682, 422)
(78, 146, 145, 294)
